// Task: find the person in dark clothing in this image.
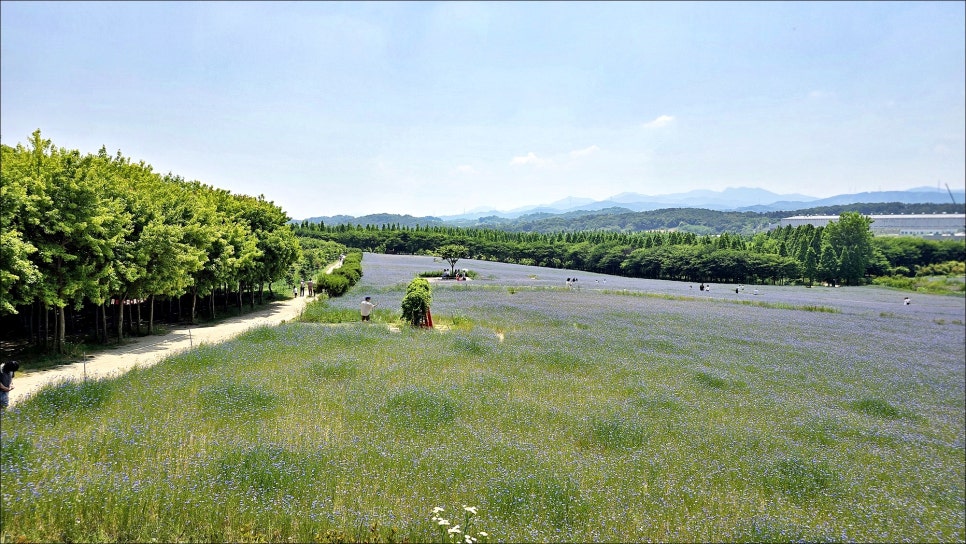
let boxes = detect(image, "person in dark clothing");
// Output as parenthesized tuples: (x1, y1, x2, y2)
(1, 361, 20, 410)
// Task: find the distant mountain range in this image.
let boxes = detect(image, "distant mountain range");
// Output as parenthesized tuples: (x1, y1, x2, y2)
(299, 186, 965, 225)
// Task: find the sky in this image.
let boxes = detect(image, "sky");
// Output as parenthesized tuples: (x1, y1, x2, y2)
(2, 1, 964, 220)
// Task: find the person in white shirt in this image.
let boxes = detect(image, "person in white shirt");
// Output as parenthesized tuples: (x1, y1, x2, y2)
(360, 296, 376, 322)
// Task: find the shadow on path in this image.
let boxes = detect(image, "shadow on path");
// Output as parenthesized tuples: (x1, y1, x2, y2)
(9, 296, 308, 407)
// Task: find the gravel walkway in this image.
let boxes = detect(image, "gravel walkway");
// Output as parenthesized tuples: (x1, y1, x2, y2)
(8, 296, 308, 407)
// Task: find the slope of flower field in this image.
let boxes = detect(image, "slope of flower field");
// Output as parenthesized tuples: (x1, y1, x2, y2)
(2, 254, 963, 542)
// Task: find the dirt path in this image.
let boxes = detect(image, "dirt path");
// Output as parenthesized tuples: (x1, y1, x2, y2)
(9, 296, 308, 407)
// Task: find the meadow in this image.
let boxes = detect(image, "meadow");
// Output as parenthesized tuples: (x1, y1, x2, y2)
(2, 253, 964, 542)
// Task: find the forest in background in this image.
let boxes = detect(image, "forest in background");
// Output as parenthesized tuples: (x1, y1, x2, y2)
(306, 202, 964, 235)
(296, 217, 964, 294)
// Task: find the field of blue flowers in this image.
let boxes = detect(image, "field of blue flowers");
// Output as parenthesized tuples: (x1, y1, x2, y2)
(2, 253, 964, 542)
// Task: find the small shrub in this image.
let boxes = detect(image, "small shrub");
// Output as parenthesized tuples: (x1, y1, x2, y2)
(301, 300, 361, 323)
(694, 371, 729, 390)
(578, 415, 648, 450)
(216, 445, 308, 498)
(309, 359, 358, 381)
(452, 336, 490, 356)
(199, 383, 278, 417)
(762, 457, 838, 501)
(0, 433, 33, 471)
(487, 470, 588, 529)
(850, 397, 904, 419)
(384, 387, 457, 430)
(238, 326, 280, 343)
(315, 250, 363, 297)
(28, 378, 113, 419)
(316, 274, 351, 297)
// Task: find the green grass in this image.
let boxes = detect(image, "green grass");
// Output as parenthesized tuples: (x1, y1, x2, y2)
(872, 274, 966, 295)
(1, 272, 963, 542)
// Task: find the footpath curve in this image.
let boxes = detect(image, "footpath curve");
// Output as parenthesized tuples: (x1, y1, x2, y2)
(9, 296, 308, 407)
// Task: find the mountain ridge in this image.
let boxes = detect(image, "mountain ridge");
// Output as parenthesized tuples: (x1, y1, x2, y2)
(298, 186, 964, 224)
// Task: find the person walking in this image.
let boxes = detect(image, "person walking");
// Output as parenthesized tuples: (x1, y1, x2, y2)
(360, 296, 376, 322)
(0, 361, 20, 410)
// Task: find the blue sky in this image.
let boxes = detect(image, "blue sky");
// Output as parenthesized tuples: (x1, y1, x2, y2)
(2, 1, 963, 219)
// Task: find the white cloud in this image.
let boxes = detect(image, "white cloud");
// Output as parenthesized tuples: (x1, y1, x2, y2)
(455, 164, 478, 174)
(569, 144, 600, 158)
(643, 115, 674, 129)
(509, 151, 552, 167)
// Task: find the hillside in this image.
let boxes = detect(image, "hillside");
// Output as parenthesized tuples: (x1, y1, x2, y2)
(299, 202, 965, 236)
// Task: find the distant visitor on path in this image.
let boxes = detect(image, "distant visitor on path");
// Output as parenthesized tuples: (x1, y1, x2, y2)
(0, 360, 20, 410)
(360, 296, 377, 322)
(904, 297, 911, 305)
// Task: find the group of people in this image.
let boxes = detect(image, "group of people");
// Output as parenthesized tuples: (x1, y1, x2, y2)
(441, 269, 467, 281)
(295, 280, 315, 297)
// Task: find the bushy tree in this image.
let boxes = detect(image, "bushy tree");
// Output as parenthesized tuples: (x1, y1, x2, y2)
(1, 130, 304, 350)
(822, 212, 874, 285)
(401, 277, 432, 327)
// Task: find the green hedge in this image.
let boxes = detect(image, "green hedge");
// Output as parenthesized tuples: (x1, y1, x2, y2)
(316, 251, 363, 298)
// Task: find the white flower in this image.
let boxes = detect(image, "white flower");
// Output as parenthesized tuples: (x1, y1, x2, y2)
(432, 506, 445, 514)
(448, 525, 462, 534)
(478, 532, 488, 537)
(464, 535, 477, 544)
(462, 505, 478, 515)
(437, 518, 450, 526)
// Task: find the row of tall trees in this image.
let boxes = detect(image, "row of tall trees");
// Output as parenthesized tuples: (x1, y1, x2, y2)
(296, 213, 963, 287)
(1, 130, 301, 353)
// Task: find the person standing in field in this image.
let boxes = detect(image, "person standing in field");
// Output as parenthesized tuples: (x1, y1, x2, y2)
(0, 361, 20, 410)
(360, 296, 376, 322)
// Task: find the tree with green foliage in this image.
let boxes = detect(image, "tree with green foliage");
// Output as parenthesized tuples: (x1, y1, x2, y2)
(822, 212, 874, 285)
(401, 277, 432, 327)
(17, 132, 126, 352)
(817, 240, 840, 286)
(0, 143, 41, 315)
(436, 244, 469, 275)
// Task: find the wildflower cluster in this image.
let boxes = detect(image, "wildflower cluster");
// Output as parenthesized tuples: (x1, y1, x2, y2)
(430, 505, 489, 544)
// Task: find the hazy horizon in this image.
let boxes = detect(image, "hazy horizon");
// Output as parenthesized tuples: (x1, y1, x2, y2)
(2, 2, 963, 219)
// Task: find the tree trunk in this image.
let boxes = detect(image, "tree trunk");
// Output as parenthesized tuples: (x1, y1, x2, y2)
(101, 302, 109, 344)
(190, 287, 197, 324)
(42, 303, 49, 351)
(116, 295, 125, 343)
(135, 300, 142, 336)
(57, 306, 66, 354)
(148, 295, 155, 335)
(29, 301, 36, 347)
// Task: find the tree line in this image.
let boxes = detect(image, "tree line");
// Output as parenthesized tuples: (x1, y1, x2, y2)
(305, 202, 964, 236)
(1, 130, 302, 353)
(295, 214, 964, 287)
